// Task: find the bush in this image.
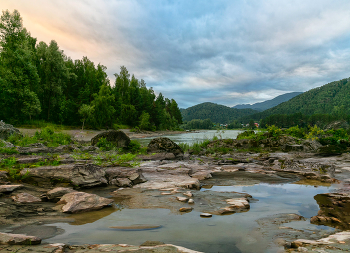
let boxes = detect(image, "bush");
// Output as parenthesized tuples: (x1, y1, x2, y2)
(96, 137, 114, 151)
(284, 126, 306, 139)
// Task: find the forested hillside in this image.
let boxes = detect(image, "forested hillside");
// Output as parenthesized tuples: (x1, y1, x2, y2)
(233, 92, 303, 111)
(181, 102, 257, 124)
(0, 10, 182, 130)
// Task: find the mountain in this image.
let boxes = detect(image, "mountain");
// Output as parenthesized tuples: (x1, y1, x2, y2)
(181, 102, 257, 123)
(233, 92, 303, 111)
(247, 77, 350, 121)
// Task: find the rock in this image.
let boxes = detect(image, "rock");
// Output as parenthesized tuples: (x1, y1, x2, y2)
(183, 191, 193, 197)
(188, 199, 194, 204)
(176, 196, 188, 202)
(191, 171, 212, 180)
(91, 130, 130, 147)
(0, 139, 14, 148)
(17, 144, 53, 154)
(20, 163, 107, 188)
(46, 187, 76, 202)
(11, 193, 41, 203)
(140, 241, 165, 246)
(54, 145, 76, 153)
(80, 146, 98, 152)
(57, 191, 114, 213)
(0, 184, 23, 193)
(302, 139, 322, 152)
(325, 120, 350, 130)
(105, 167, 147, 186)
(226, 198, 250, 209)
(179, 207, 193, 212)
(0, 171, 9, 184)
(177, 179, 201, 190)
(282, 144, 304, 152)
(140, 153, 178, 161)
(317, 145, 346, 156)
(310, 192, 350, 229)
(0, 232, 41, 245)
(0, 121, 20, 140)
(147, 137, 184, 158)
(200, 213, 212, 218)
(113, 178, 132, 187)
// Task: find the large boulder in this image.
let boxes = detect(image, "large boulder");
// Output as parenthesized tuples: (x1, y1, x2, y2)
(91, 130, 130, 147)
(45, 187, 76, 202)
(57, 191, 114, 213)
(20, 163, 107, 188)
(0, 232, 41, 245)
(105, 167, 147, 186)
(0, 121, 20, 140)
(147, 137, 183, 158)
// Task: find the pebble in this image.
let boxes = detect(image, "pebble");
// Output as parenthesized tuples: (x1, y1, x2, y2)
(179, 207, 193, 212)
(200, 213, 212, 218)
(188, 199, 194, 204)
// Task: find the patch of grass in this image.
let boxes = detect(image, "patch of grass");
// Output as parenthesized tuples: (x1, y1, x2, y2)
(94, 152, 139, 167)
(8, 126, 72, 147)
(0, 147, 18, 154)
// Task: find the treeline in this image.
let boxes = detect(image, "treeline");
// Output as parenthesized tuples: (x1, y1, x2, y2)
(182, 119, 214, 130)
(0, 10, 182, 130)
(259, 113, 350, 129)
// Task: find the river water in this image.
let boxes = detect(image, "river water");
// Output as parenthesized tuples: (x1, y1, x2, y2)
(137, 130, 244, 146)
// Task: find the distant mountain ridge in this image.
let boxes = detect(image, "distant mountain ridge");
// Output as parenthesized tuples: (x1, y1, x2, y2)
(181, 102, 257, 123)
(246, 77, 350, 121)
(233, 92, 303, 111)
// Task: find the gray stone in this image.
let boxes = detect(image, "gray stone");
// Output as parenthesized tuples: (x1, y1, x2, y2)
(105, 167, 147, 186)
(0, 185, 23, 194)
(147, 137, 183, 157)
(11, 193, 41, 203)
(57, 191, 114, 213)
(0, 232, 41, 245)
(46, 187, 76, 202)
(0, 121, 20, 141)
(20, 163, 107, 188)
(91, 130, 130, 147)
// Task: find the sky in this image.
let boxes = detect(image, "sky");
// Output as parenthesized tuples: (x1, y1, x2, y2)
(2, 0, 350, 108)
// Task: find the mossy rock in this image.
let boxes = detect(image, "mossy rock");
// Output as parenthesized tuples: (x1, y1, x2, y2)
(147, 137, 183, 157)
(91, 130, 130, 147)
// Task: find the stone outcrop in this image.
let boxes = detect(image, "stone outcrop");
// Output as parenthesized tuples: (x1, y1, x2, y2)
(105, 167, 147, 186)
(0, 121, 20, 140)
(45, 187, 76, 202)
(310, 192, 350, 229)
(147, 137, 184, 158)
(20, 163, 107, 188)
(17, 143, 54, 154)
(0, 171, 9, 184)
(57, 191, 114, 213)
(0, 185, 22, 194)
(91, 130, 130, 147)
(11, 193, 42, 203)
(0, 232, 41, 245)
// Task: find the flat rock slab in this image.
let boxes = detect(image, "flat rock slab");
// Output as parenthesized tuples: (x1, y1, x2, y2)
(58, 191, 114, 213)
(11, 193, 41, 203)
(46, 187, 76, 202)
(0, 232, 41, 245)
(0, 185, 22, 193)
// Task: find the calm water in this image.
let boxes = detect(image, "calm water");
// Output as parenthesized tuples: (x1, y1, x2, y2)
(137, 130, 244, 146)
(43, 181, 336, 253)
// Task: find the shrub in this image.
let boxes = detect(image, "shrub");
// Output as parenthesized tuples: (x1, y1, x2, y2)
(284, 126, 306, 139)
(96, 137, 114, 151)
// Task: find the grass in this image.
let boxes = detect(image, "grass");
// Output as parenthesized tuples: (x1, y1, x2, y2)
(8, 126, 72, 147)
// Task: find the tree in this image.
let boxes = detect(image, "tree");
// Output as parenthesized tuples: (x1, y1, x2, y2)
(248, 119, 256, 129)
(139, 111, 151, 130)
(78, 104, 94, 130)
(91, 84, 115, 129)
(21, 90, 41, 121)
(0, 9, 40, 123)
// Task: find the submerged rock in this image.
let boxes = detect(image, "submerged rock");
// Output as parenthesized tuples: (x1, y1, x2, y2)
(0, 232, 41, 245)
(91, 130, 130, 147)
(57, 191, 114, 213)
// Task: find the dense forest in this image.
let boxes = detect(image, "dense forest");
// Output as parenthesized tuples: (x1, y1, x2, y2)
(181, 102, 257, 124)
(233, 92, 303, 111)
(0, 10, 182, 130)
(245, 78, 350, 123)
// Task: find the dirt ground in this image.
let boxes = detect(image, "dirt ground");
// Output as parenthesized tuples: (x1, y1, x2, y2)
(17, 128, 185, 142)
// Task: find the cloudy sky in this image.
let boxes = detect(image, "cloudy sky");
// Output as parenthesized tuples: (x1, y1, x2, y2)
(3, 0, 350, 108)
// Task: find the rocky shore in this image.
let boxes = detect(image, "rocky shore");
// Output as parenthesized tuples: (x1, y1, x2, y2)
(1, 126, 350, 252)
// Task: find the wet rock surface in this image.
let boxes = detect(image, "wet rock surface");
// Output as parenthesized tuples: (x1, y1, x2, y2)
(0, 232, 41, 245)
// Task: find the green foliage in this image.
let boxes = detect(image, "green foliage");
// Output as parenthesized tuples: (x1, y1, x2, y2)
(126, 140, 147, 154)
(96, 137, 114, 151)
(305, 125, 324, 140)
(182, 118, 214, 130)
(284, 126, 306, 138)
(8, 126, 71, 147)
(236, 130, 256, 140)
(181, 102, 257, 124)
(78, 104, 94, 130)
(267, 125, 283, 138)
(0, 147, 18, 154)
(139, 111, 151, 130)
(95, 153, 139, 167)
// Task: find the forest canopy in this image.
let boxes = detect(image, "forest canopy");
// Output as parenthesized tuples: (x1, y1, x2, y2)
(0, 9, 182, 130)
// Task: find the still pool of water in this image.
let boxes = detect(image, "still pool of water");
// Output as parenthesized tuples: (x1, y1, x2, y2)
(43, 181, 336, 253)
(137, 130, 244, 146)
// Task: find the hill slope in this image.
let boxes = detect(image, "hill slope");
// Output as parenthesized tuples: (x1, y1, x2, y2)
(233, 92, 303, 111)
(181, 102, 257, 123)
(248, 77, 350, 120)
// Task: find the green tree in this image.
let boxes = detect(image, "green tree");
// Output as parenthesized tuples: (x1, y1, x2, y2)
(139, 111, 151, 130)
(21, 89, 41, 121)
(91, 84, 115, 129)
(78, 104, 94, 130)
